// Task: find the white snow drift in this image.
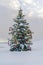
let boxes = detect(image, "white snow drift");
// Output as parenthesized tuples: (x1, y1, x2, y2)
(0, 40, 43, 65)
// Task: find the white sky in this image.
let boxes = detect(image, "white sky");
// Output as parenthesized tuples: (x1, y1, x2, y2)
(0, 0, 43, 41)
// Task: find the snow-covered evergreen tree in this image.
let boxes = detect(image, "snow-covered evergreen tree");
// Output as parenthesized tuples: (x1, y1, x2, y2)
(8, 8, 32, 51)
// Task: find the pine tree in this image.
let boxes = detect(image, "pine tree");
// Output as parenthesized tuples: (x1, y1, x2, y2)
(8, 8, 32, 51)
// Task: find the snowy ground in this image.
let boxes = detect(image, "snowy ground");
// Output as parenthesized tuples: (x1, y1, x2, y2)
(0, 40, 43, 65)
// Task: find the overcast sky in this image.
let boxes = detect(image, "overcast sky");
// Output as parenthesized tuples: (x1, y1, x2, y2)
(0, 0, 43, 41)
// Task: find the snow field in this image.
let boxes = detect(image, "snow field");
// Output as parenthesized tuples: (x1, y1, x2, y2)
(0, 40, 43, 65)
